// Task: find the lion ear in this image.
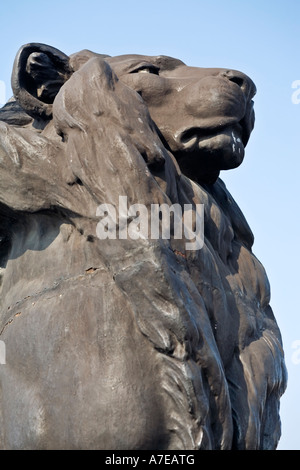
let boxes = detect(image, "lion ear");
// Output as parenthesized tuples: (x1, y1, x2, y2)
(11, 43, 72, 120)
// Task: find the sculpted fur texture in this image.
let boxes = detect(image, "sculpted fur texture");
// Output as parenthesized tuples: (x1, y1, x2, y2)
(0, 44, 287, 449)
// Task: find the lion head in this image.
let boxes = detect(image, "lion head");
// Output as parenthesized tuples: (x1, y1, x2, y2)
(105, 54, 256, 184)
(7, 43, 255, 184)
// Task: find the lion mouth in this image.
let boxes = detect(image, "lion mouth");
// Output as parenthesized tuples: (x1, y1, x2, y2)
(172, 121, 249, 183)
(178, 121, 243, 153)
(174, 90, 254, 151)
(177, 119, 248, 148)
(172, 98, 255, 183)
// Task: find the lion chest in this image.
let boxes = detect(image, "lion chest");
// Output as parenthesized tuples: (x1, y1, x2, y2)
(0, 217, 168, 449)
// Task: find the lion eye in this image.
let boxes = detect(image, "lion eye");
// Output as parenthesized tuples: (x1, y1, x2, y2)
(130, 64, 159, 75)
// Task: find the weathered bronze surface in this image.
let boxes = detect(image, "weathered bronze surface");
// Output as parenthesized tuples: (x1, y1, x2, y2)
(0, 44, 287, 449)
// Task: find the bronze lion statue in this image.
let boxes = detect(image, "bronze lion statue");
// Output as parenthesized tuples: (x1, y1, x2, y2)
(0, 43, 287, 450)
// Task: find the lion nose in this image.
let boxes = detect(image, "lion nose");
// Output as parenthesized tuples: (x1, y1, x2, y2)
(219, 70, 256, 100)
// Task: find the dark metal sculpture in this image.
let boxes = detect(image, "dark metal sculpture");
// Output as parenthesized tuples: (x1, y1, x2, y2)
(0, 43, 287, 450)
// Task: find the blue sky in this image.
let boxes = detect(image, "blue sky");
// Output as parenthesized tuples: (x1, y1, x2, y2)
(0, 0, 299, 450)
